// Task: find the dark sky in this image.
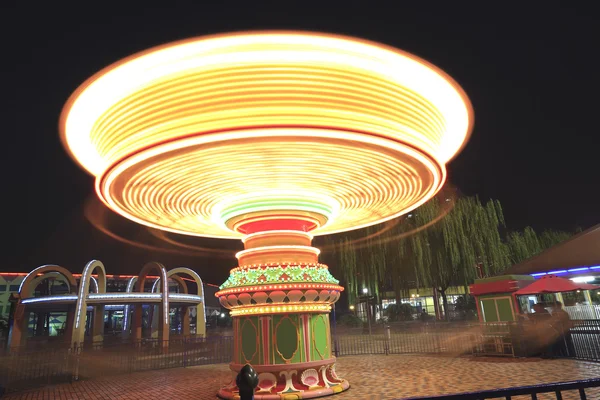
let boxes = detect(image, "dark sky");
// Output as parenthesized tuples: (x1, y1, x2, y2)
(2, 3, 598, 283)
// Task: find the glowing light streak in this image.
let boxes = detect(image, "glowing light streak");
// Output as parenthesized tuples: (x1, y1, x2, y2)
(123, 276, 137, 332)
(571, 276, 596, 283)
(96, 129, 444, 238)
(90, 276, 99, 293)
(235, 245, 320, 259)
(215, 283, 343, 297)
(75, 261, 94, 329)
(568, 267, 590, 272)
(62, 32, 471, 175)
(18, 265, 63, 294)
(242, 230, 313, 243)
(88, 293, 161, 299)
(22, 296, 78, 304)
(230, 303, 331, 316)
(60, 32, 471, 239)
(169, 294, 203, 302)
(20, 293, 202, 304)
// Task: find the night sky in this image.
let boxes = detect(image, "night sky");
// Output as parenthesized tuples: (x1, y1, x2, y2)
(2, 3, 598, 284)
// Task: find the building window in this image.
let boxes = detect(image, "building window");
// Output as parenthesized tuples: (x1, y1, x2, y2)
(9, 284, 20, 292)
(0, 284, 7, 292)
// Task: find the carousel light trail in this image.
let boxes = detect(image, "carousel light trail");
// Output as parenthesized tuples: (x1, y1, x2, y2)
(59, 31, 473, 399)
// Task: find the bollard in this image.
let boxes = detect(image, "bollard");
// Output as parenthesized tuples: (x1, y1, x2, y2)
(236, 364, 259, 400)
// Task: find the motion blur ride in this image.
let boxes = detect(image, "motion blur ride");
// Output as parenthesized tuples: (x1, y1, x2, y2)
(59, 32, 473, 398)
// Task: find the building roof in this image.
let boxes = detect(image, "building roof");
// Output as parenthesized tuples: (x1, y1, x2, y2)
(504, 224, 600, 275)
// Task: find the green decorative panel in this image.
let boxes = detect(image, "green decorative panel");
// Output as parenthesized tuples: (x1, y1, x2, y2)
(496, 298, 515, 322)
(272, 314, 303, 364)
(240, 317, 259, 364)
(311, 314, 330, 360)
(220, 264, 339, 289)
(481, 299, 498, 322)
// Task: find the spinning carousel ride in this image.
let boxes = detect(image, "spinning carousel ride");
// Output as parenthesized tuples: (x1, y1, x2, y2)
(60, 31, 473, 399)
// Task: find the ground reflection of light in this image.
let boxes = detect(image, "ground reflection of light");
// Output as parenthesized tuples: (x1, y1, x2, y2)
(83, 196, 236, 258)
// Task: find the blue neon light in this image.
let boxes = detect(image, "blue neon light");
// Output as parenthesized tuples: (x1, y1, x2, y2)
(530, 265, 600, 278)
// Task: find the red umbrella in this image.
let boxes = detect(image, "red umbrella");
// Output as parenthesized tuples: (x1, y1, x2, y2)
(514, 274, 599, 295)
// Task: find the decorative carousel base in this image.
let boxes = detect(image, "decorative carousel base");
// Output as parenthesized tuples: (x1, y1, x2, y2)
(217, 358, 350, 399)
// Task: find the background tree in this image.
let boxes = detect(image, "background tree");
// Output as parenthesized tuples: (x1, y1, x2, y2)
(507, 226, 572, 264)
(324, 194, 574, 320)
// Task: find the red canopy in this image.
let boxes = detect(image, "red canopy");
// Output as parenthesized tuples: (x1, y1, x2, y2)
(514, 274, 599, 295)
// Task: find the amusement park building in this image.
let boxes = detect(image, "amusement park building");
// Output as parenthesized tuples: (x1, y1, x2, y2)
(0, 262, 221, 347)
(505, 224, 600, 280)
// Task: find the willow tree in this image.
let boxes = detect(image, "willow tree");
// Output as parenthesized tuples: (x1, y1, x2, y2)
(327, 195, 513, 316)
(403, 196, 510, 319)
(539, 229, 572, 250)
(506, 226, 573, 264)
(506, 231, 530, 264)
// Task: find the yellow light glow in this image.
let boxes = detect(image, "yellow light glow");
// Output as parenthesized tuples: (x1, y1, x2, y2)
(235, 245, 321, 259)
(242, 230, 313, 243)
(230, 303, 331, 316)
(60, 31, 473, 238)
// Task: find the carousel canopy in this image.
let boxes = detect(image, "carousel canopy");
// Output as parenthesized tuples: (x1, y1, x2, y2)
(513, 274, 599, 296)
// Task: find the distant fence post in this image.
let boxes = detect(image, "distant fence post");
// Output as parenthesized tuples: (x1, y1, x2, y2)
(385, 325, 391, 355)
(237, 364, 258, 400)
(182, 336, 187, 368)
(71, 344, 81, 382)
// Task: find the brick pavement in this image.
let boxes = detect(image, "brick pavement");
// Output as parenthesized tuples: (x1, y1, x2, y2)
(3, 355, 599, 399)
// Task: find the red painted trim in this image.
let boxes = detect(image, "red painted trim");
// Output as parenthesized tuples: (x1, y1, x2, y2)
(469, 279, 532, 295)
(303, 314, 310, 362)
(261, 316, 270, 365)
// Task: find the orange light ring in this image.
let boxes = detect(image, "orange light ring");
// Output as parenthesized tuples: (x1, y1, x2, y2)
(242, 230, 314, 243)
(95, 130, 445, 238)
(61, 32, 472, 175)
(215, 283, 344, 297)
(235, 245, 320, 260)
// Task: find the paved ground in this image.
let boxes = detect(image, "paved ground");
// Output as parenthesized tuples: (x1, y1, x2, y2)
(3, 354, 600, 399)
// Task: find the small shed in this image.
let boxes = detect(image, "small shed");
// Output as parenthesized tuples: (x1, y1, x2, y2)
(469, 275, 534, 322)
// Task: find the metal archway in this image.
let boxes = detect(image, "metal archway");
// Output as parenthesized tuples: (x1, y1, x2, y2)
(72, 260, 107, 346)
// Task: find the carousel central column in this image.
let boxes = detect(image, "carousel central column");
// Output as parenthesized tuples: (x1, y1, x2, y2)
(216, 214, 348, 399)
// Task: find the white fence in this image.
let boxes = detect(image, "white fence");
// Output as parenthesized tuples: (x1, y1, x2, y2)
(565, 305, 600, 320)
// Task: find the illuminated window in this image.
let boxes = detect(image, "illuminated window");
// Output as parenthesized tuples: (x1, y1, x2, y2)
(0, 285, 7, 292)
(9, 285, 19, 292)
